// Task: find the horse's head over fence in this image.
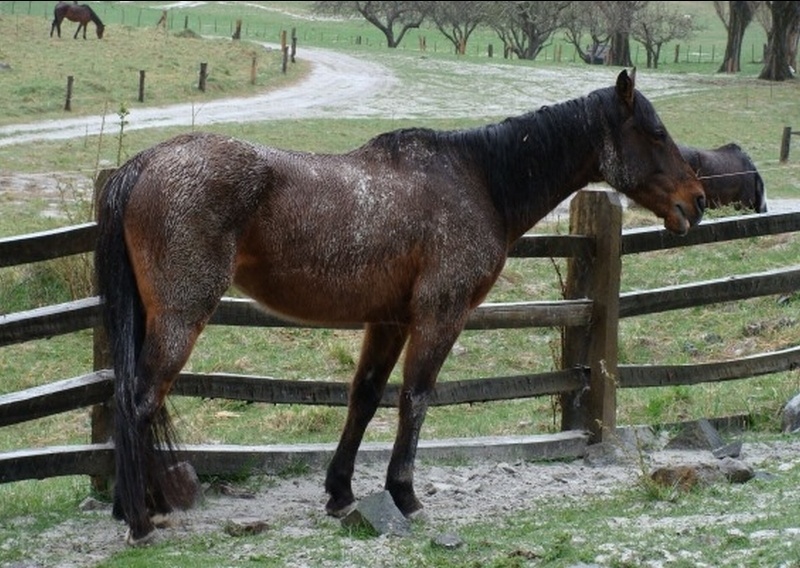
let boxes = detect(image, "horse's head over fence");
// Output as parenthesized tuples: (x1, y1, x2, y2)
(586, 69, 706, 234)
(679, 142, 767, 213)
(94, 67, 705, 545)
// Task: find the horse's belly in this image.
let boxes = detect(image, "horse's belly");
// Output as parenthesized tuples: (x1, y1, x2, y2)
(232, 261, 412, 326)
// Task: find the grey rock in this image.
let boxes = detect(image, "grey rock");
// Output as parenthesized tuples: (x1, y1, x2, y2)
(341, 490, 411, 537)
(431, 532, 464, 550)
(781, 392, 800, 433)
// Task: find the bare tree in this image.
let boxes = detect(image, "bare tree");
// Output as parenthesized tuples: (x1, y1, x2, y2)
(430, 1, 492, 55)
(631, 3, 697, 68)
(485, 1, 571, 60)
(596, 1, 649, 67)
(715, 1, 757, 73)
(759, 0, 800, 80)
(562, 2, 612, 64)
(310, 1, 431, 48)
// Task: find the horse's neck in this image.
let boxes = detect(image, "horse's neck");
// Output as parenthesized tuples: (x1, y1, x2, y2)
(472, 100, 601, 243)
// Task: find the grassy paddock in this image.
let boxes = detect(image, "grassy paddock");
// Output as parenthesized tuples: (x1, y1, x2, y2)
(0, 3, 799, 563)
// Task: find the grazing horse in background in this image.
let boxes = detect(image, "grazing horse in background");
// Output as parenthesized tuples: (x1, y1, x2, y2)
(679, 142, 767, 212)
(94, 69, 706, 545)
(50, 2, 105, 39)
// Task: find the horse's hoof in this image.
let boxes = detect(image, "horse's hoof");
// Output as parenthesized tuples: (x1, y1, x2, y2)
(150, 513, 175, 529)
(325, 499, 356, 519)
(125, 527, 160, 547)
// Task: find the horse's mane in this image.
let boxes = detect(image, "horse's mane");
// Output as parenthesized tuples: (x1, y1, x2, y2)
(360, 89, 614, 232)
(85, 4, 104, 27)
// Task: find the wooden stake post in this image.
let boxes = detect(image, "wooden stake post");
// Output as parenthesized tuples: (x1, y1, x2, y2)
(560, 189, 622, 443)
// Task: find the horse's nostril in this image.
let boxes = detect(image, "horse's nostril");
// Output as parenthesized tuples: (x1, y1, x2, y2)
(697, 194, 707, 213)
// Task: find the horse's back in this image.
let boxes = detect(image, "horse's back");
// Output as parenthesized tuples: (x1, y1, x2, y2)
(114, 131, 506, 326)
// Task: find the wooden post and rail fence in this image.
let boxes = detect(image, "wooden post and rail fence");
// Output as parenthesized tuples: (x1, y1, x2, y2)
(1, 174, 800, 491)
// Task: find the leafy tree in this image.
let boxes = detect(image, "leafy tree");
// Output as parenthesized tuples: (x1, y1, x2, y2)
(430, 1, 492, 55)
(630, 3, 697, 69)
(485, 1, 571, 60)
(714, 1, 757, 73)
(759, 0, 800, 80)
(310, 1, 431, 48)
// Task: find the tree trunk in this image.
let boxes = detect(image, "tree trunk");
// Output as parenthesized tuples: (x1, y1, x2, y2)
(717, 1, 754, 73)
(759, 1, 800, 80)
(608, 32, 632, 66)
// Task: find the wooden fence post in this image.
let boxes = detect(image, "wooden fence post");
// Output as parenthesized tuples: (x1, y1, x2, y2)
(64, 75, 73, 111)
(560, 189, 622, 443)
(91, 169, 116, 496)
(138, 70, 145, 103)
(780, 126, 792, 162)
(198, 62, 207, 92)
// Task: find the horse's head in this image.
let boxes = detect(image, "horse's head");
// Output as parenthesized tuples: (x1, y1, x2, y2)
(596, 69, 705, 235)
(96, 24, 105, 39)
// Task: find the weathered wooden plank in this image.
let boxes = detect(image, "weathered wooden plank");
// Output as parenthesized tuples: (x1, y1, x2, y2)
(172, 368, 587, 407)
(176, 431, 589, 477)
(509, 234, 592, 259)
(0, 371, 113, 427)
(466, 301, 592, 329)
(0, 297, 101, 347)
(211, 297, 593, 329)
(0, 222, 97, 268)
(621, 211, 800, 255)
(619, 266, 800, 318)
(0, 443, 114, 483)
(618, 345, 800, 388)
(0, 431, 589, 483)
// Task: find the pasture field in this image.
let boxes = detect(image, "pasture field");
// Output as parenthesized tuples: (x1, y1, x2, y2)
(0, 2, 799, 566)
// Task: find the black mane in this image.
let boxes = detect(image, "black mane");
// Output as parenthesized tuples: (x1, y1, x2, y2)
(364, 87, 618, 237)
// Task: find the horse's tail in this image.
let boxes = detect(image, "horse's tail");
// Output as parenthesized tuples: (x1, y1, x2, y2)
(95, 161, 148, 525)
(95, 158, 183, 529)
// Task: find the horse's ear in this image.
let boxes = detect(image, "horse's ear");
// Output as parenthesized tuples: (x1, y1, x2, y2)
(616, 68, 636, 107)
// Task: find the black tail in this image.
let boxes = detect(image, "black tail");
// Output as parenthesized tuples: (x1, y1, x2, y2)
(95, 160, 148, 528)
(95, 158, 185, 535)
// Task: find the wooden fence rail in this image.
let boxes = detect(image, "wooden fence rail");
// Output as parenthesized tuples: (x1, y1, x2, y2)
(2, 186, 800, 486)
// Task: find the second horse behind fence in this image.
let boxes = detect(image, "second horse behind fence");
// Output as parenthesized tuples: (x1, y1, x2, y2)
(50, 2, 105, 39)
(94, 68, 706, 545)
(679, 142, 767, 213)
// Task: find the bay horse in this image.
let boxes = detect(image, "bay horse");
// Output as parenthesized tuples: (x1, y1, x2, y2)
(679, 142, 767, 212)
(50, 2, 105, 40)
(94, 69, 706, 545)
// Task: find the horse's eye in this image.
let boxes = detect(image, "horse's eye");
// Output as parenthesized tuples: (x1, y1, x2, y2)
(653, 128, 667, 141)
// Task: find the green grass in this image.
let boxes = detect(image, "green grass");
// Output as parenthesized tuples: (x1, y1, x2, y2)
(0, 4, 799, 563)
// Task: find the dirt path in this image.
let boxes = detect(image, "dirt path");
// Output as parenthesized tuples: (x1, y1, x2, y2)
(9, 435, 800, 568)
(0, 42, 712, 148)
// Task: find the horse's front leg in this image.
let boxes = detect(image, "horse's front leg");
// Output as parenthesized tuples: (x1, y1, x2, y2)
(325, 323, 408, 517)
(385, 317, 466, 517)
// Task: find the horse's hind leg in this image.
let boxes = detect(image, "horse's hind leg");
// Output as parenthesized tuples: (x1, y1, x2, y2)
(325, 323, 408, 517)
(114, 310, 210, 544)
(385, 318, 466, 517)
